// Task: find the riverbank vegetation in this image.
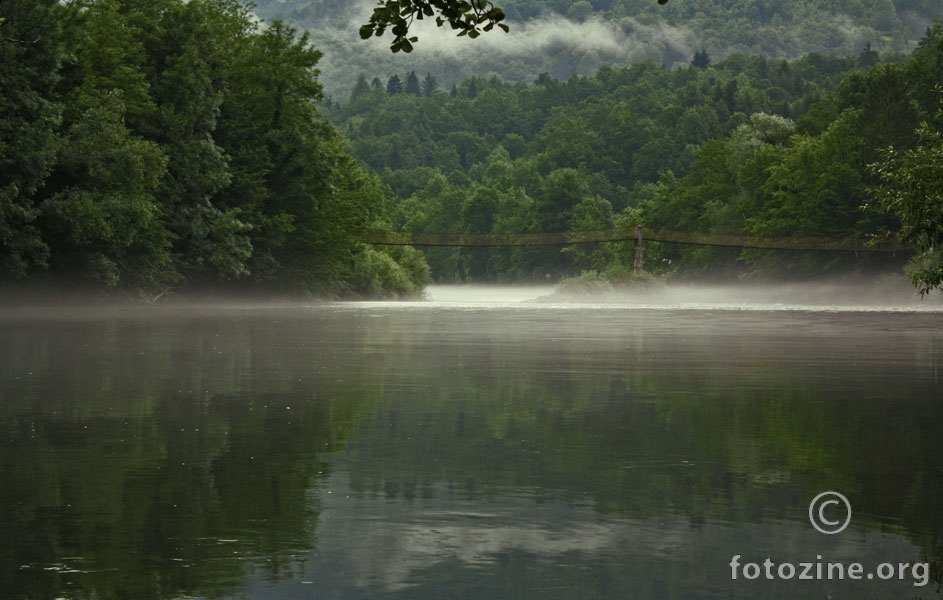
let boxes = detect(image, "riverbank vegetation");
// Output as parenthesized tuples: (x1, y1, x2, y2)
(0, 0, 429, 299)
(3, 0, 943, 297)
(327, 22, 943, 293)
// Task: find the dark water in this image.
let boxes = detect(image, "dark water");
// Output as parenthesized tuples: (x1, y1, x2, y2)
(2, 294, 942, 599)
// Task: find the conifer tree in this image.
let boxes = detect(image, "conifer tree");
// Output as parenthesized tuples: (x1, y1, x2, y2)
(386, 74, 403, 95)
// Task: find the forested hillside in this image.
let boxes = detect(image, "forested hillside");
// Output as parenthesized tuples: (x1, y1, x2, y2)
(3, 0, 942, 297)
(253, 0, 943, 100)
(0, 0, 429, 299)
(327, 25, 943, 284)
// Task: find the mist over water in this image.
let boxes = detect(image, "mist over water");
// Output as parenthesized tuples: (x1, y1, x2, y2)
(424, 280, 943, 311)
(425, 284, 559, 304)
(0, 279, 938, 317)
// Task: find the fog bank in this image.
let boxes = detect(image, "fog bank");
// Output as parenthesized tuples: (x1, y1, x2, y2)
(259, 4, 935, 99)
(424, 279, 943, 311)
(306, 13, 698, 98)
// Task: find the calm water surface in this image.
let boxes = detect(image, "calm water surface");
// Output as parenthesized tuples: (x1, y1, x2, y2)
(1, 286, 942, 599)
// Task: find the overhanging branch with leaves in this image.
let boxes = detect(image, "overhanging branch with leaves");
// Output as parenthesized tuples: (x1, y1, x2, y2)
(360, 0, 508, 52)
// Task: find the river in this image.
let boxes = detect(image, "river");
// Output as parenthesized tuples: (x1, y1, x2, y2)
(1, 285, 941, 599)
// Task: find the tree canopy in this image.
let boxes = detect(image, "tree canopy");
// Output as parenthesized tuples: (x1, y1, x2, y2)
(327, 24, 943, 292)
(0, 0, 429, 298)
(871, 93, 943, 295)
(4, 0, 943, 296)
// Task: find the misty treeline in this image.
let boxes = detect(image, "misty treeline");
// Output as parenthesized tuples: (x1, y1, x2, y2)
(0, 0, 429, 298)
(328, 25, 943, 286)
(253, 0, 943, 99)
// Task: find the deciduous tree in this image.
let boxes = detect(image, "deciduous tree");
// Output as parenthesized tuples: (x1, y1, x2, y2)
(871, 98, 943, 295)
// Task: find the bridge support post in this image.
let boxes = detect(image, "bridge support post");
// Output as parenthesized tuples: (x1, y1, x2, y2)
(633, 225, 644, 275)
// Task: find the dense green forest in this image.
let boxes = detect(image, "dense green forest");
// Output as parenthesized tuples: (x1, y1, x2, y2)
(3, 0, 943, 296)
(0, 0, 429, 299)
(326, 24, 943, 287)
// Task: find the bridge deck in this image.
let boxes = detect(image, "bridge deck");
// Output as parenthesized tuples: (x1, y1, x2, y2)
(364, 227, 910, 252)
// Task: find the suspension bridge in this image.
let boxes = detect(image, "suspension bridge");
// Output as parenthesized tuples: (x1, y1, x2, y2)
(364, 227, 909, 274)
(364, 226, 909, 251)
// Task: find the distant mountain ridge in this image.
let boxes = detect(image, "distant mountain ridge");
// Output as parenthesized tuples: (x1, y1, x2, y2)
(251, 0, 943, 99)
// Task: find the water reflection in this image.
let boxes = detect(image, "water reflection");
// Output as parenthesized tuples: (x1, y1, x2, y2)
(300, 479, 927, 599)
(0, 301, 941, 599)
